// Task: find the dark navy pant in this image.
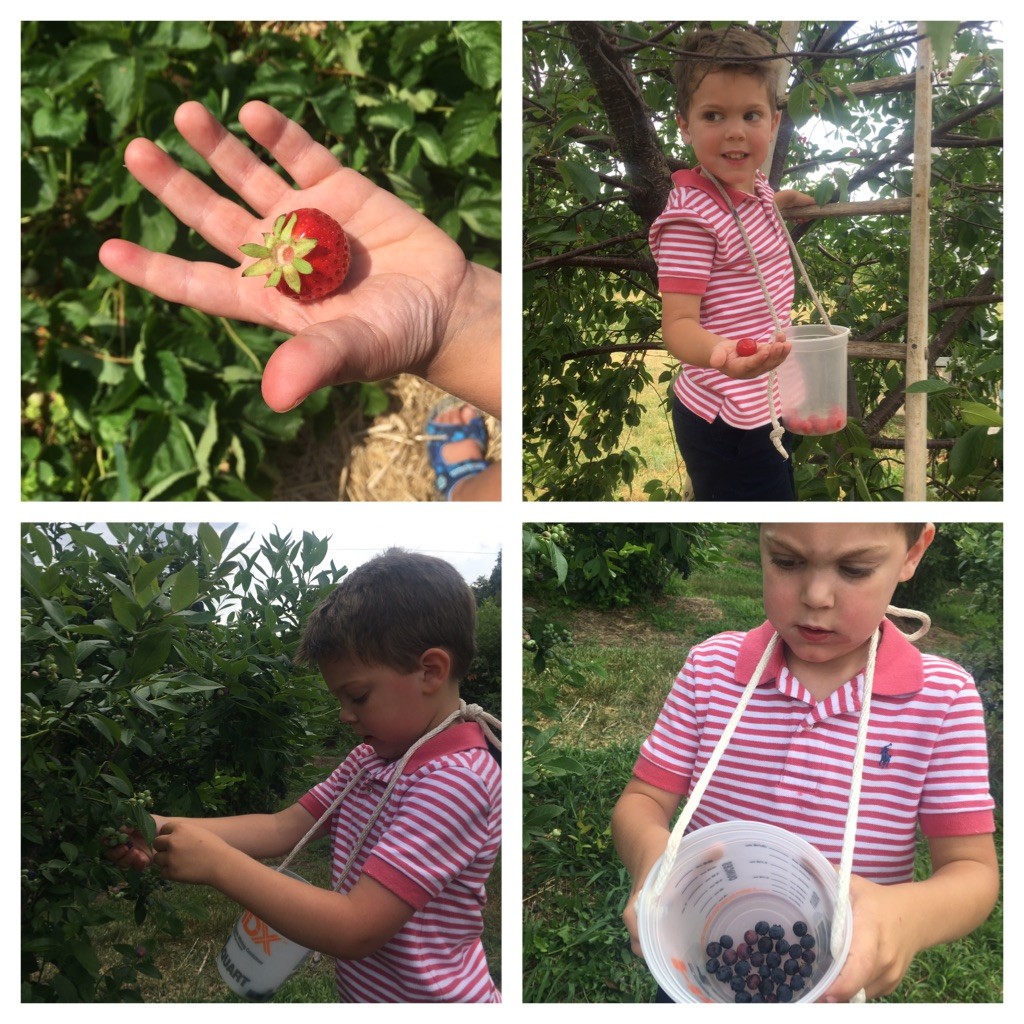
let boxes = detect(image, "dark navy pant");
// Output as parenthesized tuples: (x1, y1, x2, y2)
(671, 393, 796, 502)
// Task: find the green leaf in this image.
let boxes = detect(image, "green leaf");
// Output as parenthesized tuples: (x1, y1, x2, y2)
(906, 378, 956, 395)
(31, 103, 88, 146)
(442, 91, 498, 165)
(365, 102, 415, 132)
(168, 563, 200, 612)
(949, 425, 988, 479)
(110, 591, 141, 631)
(558, 160, 601, 202)
(960, 402, 1003, 428)
(197, 522, 224, 567)
(154, 350, 187, 405)
(949, 54, 982, 88)
(924, 23, 959, 71)
(96, 54, 142, 135)
(132, 628, 174, 679)
(411, 122, 448, 166)
(453, 22, 501, 89)
(458, 186, 501, 239)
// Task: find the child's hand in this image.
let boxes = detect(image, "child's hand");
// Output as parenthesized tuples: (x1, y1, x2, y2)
(709, 332, 791, 379)
(821, 874, 915, 1002)
(102, 814, 169, 871)
(152, 820, 230, 886)
(775, 189, 817, 224)
(99, 101, 499, 417)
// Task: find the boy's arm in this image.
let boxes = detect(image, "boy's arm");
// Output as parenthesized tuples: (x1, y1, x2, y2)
(160, 802, 320, 859)
(823, 832, 999, 1001)
(661, 293, 791, 379)
(611, 778, 683, 956)
(153, 819, 413, 959)
(109, 803, 319, 871)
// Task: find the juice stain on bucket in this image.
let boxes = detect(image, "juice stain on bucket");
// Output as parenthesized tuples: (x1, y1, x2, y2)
(671, 957, 712, 1003)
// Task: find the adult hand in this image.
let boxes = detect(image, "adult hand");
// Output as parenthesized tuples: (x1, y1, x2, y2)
(152, 820, 230, 886)
(99, 101, 499, 416)
(709, 331, 791, 379)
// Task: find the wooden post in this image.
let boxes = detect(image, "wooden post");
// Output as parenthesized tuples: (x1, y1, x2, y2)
(904, 26, 933, 501)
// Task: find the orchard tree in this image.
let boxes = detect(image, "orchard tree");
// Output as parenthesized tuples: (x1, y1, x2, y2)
(523, 21, 1002, 500)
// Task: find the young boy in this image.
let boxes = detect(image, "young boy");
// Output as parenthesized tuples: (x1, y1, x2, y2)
(651, 26, 815, 500)
(612, 523, 998, 1001)
(108, 549, 501, 1002)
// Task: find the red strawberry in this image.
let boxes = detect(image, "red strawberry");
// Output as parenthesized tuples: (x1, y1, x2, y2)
(736, 338, 758, 357)
(240, 208, 349, 302)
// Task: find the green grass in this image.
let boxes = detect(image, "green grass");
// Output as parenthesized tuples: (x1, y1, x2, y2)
(523, 528, 1002, 1002)
(93, 748, 501, 1001)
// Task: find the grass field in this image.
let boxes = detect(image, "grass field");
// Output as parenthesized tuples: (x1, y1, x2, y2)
(523, 525, 1002, 1002)
(94, 748, 501, 1002)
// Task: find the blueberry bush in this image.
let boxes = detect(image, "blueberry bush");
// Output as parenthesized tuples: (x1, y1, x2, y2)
(21, 523, 347, 1001)
(21, 21, 501, 500)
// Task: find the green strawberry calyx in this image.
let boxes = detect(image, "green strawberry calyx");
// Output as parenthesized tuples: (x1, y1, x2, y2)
(239, 213, 318, 294)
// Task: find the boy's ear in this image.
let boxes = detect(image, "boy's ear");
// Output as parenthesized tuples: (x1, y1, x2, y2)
(675, 112, 691, 143)
(898, 523, 936, 582)
(418, 647, 452, 694)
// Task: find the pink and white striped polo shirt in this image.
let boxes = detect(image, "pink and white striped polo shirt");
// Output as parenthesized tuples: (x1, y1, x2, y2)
(634, 620, 995, 884)
(649, 167, 795, 428)
(299, 722, 501, 1002)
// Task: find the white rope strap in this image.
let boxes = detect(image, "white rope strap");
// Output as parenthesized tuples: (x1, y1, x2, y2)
(653, 607, 930, 1002)
(700, 167, 835, 460)
(278, 699, 501, 890)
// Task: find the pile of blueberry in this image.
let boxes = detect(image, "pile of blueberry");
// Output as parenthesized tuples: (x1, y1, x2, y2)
(704, 920, 817, 1003)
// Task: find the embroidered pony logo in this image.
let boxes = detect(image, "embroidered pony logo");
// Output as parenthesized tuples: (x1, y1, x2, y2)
(879, 743, 894, 767)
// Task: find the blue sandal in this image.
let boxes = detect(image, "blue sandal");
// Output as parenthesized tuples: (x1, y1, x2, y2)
(426, 400, 489, 500)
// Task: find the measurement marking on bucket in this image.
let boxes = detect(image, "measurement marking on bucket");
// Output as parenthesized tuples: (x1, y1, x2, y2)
(722, 860, 738, 882)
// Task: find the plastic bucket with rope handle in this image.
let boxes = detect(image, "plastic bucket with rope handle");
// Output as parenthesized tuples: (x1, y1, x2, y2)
(635, 820, 853, 1003)
(776, 324, 849, 436)
(217, 868, 314, 1000)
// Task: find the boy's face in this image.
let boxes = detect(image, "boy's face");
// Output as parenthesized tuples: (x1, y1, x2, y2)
(676, 70, 780, 193)
(760, 523, 935, 691)
(319, 654, 452, 761)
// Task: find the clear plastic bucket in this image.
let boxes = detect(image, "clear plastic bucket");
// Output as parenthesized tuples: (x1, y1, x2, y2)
(217, 869, 314, 1001)
(635, 821, 852, 1003)
(777, 324, 849, 435)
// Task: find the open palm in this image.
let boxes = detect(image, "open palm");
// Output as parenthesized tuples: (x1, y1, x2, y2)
(99, 101, 492, 413)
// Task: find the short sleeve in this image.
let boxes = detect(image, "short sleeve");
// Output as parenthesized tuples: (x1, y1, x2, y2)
(361, 765, 498, 910)
(917, 670, 995, 837)
(634, 656, 702, 794)
(650, 206, 716, 295)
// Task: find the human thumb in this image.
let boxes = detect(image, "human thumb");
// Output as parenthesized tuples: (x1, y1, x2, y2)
(261, 317, 393, 413)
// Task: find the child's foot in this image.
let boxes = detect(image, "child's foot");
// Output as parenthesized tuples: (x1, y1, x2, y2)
(426, 400, 489, 500)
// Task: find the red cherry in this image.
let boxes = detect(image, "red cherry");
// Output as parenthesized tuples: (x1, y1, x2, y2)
(736, 338, 758, 357)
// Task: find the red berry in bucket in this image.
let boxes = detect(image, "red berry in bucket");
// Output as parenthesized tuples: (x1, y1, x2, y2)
(240, 208, 350, 302)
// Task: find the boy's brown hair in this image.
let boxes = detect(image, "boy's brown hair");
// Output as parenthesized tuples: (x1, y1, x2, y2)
(674, 25, 782, 117)
(295, 548, 477, 679)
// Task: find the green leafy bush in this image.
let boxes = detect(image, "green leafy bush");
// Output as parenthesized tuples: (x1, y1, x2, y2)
(21, 21, 501, 500)
(21, 523, 347, 1001)
(524, 522, 719, 609)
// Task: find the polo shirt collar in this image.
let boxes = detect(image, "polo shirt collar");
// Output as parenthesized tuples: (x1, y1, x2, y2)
(736, 618, 924, 696)
(396, 720, 488, 775)
(670, 166, 771, 214)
